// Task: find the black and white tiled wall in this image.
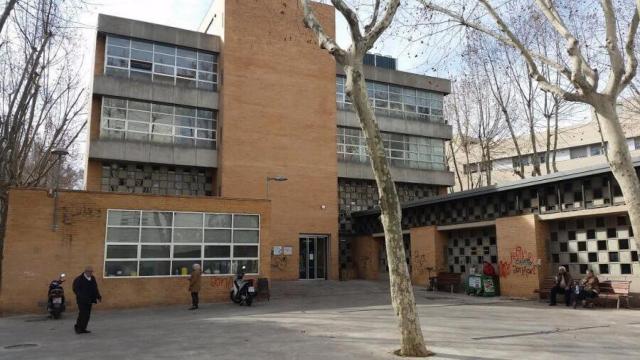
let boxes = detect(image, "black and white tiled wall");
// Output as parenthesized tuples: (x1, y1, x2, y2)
(548, 215, 640, 276)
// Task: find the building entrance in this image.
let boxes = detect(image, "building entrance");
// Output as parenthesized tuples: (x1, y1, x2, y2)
(299, 235, 328, 280)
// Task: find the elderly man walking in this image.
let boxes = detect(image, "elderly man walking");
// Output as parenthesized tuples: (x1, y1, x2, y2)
(73, 266, 102, 334)
(188, 263, 202, 310)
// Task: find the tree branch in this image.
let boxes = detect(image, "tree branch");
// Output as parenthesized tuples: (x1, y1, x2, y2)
(363, 0, 401, 51)
(620, 3, 640, 94)
(600, 0, 626, 96)
(331, 0, 362, 42)
(300, 0, 348, 64)
(364, 0, 381, 33)
(533, 0, 597, 92)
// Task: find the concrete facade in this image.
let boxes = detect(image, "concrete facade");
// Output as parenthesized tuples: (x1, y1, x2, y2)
(338, 161, 454, 186)
(0, 188, 270, 314)
(336, 109, 452, 139)
(97, 14, 221, 53)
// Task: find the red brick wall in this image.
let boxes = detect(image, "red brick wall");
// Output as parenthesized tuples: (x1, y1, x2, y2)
(352, 235, 380, 280)
(410, 226, 448, 286)
(218, 0, 338, 280)
(496, 215, 547, 298)
(0, 188, 270, 314)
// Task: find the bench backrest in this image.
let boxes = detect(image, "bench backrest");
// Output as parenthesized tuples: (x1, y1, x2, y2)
(437, 272, 461, 284)
(599, 280, 631, 295)
(539, 277, 555, 291)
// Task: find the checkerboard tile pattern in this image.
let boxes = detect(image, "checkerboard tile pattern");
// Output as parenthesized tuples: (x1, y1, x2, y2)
(447, 227, 498, 274)
(548, 215, 640, 276)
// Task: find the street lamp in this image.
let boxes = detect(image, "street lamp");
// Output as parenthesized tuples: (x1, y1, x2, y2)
(51, 148, 69, 231)
(265, 175, 287, 199)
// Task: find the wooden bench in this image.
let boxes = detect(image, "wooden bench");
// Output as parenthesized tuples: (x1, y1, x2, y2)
(596, 280, 632, 309)
(534, 277, 556, 300)
(436, 272, 461, 293)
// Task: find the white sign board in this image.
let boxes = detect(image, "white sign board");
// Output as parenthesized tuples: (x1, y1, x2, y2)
(283, 246, 293, 256)
(272, 246, 283, 256)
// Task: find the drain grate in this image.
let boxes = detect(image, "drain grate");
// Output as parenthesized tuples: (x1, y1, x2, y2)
(4, 343, 38, 350)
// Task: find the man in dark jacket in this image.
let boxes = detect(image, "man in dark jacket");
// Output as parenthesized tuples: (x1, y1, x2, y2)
(549, 265, 573, 306)
(72, 266, 102, 334)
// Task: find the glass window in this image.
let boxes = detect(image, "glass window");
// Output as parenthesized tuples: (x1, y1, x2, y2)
(104, 35, 218, 91)
(570, 146, 588, 159)
(108, 210, 140, 226)
(335, 77, 444, 123)
(203, 260, 231, 275)
(105, 210, 259, 277)
(106, 245, 137, 259)
(139, 261, 170, 276)
(205, 229, 232, 243)
(100, 96, 217, 149)
(105, 261, 138, 277)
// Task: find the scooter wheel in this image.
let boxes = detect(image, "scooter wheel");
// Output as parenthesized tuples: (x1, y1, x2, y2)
(52, 312, 61, 319)
(230, 291, 241, 304)
(246, 298, 253, 307)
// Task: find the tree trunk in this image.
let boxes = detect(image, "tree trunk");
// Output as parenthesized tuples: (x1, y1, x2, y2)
(552, 105, 559, 172)
(595, 100, 640, 253)
(449, 140, 464, 190)
(345, 64, 431, 357)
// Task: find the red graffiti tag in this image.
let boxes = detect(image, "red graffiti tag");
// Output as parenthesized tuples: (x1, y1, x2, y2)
(499, 246, 538, 278)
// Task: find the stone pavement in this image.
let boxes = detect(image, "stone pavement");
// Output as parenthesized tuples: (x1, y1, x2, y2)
(0, 280, 639, 359)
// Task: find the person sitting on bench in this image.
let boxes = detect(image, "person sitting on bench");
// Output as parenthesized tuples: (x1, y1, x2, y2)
(549, 266, 573, 306)
(574, 269, 600, 308)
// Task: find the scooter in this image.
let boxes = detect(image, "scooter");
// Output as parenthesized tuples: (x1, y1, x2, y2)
(47, 273, 66, 319)
(230, 266, 256, 306)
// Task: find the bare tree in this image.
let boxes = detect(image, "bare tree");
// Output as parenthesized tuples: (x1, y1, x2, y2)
(0, 0, 87, 278)
(423, 1, 640, 251)
(299, 0, 431, 356)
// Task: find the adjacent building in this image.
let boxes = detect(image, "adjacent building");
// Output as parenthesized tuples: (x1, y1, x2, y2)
(452, 114, 640, 191)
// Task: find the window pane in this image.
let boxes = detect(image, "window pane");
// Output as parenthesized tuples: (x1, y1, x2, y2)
(131, 39, 153, 51)
(107, 46, 129, 58)
(174, 228, 203, 243)
(105, 261, 138, 277)
(233, 259, 258, 274)
(175, 213, 202, 227)
(176, 57, 198, 69)
(141, 245, 170, 258)
(204, 229, 231, 243)
(141, 212, 173, 227)
(108, 210, 140, 226)
(106, 228, 139, 243)
(206, 214, 231, 228)
(140, 228, 172, 243)
(177, 48, 197, 59)
(204, 245, 231, 258)
(108, 36, 130, 47)
(203, 260, 230, 275)
(234, 245, 258, 258)
(139, 261, 170, 276)
(172, 261, 198, 275)
(233, 230, 259, 244)
(106, 245, 137, 259)
(173, 245, 201, 258)
(175, 116, 195, 127)
(154, 44, 175, 55)
(234, 214, 259, 228)
(128, 109, 150, 122)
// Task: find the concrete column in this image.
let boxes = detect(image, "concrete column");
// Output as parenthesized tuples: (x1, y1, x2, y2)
(496, 214, 549, 298)
(410, 226, 448, 286)
(352, 235, 380, 280)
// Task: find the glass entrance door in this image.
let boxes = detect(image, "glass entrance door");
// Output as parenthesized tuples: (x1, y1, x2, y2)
(299, 235, 328, 280)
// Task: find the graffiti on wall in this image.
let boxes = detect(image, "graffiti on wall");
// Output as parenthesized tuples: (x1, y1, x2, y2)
(499, 246, 539, 278)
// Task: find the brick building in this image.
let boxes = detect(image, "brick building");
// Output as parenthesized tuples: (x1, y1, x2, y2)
(0, 0, 453, 313)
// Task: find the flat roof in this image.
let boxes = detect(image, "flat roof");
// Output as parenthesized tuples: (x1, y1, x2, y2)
(354, 157, 640, 216)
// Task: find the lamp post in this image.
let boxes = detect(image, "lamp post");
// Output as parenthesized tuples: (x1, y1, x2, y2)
(51, 148, 69, 231)
(265, 175, 287, 199)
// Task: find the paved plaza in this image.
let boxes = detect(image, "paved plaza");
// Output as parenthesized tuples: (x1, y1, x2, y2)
(1, 280, 639, 359)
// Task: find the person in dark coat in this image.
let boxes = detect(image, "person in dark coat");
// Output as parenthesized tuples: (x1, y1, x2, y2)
(549, 265, 573, 306)
(72, 266, 102, 334)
